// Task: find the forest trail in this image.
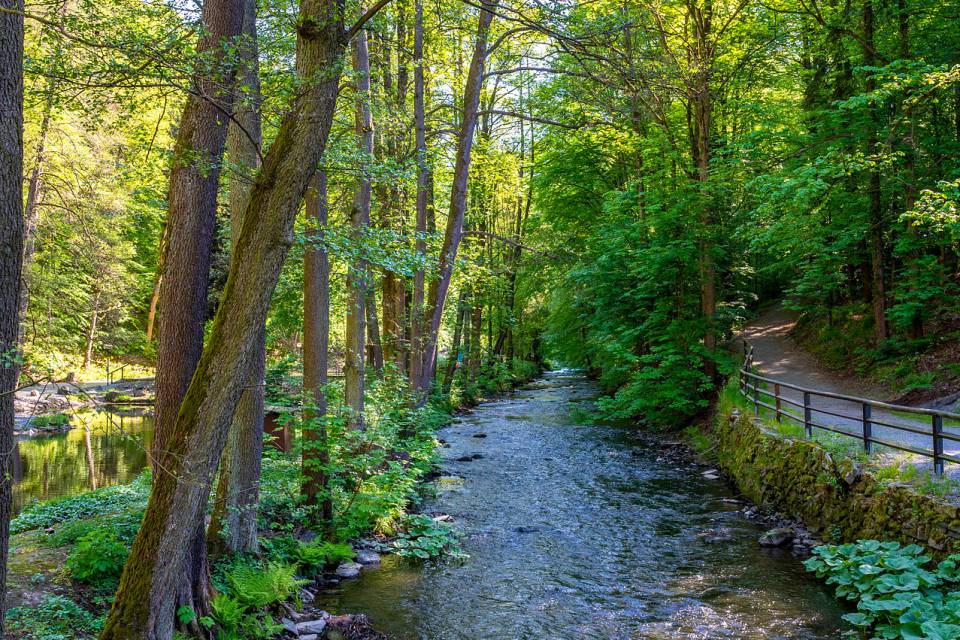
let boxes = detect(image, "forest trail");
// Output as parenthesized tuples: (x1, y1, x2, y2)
(738, 305, 960, 469)
(738, 304, 887, 400)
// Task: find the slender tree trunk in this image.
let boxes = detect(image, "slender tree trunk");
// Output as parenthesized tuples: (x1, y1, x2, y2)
(0, 2, 24, 635)
(410, 0, 429, 387)
(208, 0, 264, 560)
(419, 0, 498, 393)
(443, 293, 469, 392)
(345, 22, 375, 431)
(365, 286, 384, 373)
(303, 170, 332, 525)
(83, 289, 101, 371)
(864, 0, 887, 342)
(687, 0, 717, 379)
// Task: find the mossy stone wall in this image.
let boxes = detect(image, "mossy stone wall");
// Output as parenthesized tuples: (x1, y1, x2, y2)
(714, 410, 960, 556)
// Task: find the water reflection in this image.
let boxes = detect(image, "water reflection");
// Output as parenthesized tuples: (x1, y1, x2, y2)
(12, 411, 153, 513)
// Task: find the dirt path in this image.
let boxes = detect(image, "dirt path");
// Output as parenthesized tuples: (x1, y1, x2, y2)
(738, 305, 960, 471)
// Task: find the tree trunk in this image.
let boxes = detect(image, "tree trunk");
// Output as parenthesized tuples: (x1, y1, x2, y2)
(303, 170, 332, 526)
(443, 293, 469, 392)
(409, 0, 429, 387)
(365, 285, 384, 373)
(345, 22, 375, 431)
(100, 0, 347, 635)
(419, 0, 498, 393)
(83, 289, 101, 371)
(208, 0, 264, 561)
(0, 3, 24, 635)
(864, 0, 887, 342)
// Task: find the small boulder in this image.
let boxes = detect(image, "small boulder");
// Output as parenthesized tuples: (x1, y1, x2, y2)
(335, 561, 362, 579)
(701, 469, 721, 480)
(843, 464, 862, 486)
(296, 619, 327, 635)
(698, 528, 733, 544)
(280, 617, 298, 635)
(759, 527, 794, 548)
(472, 433, 487, 438)
(356, 549, 381, 565)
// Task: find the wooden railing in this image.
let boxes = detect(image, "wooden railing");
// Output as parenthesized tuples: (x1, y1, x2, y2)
(739, 342, 960, 475)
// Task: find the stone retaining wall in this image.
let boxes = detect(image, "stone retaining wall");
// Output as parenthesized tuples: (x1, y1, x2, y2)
(714, 409, 960, 556)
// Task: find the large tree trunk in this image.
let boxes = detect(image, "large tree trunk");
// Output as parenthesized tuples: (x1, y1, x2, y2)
(419, 0, 498, 393)
(366, 286, 384, 373)
(345, 23, 375, 430)
(100, 0, 347, 636)
(303, 170, 332, 526)
(146, 0, 243, 626)
(0, 2, 24, 635)
(409, 0, 429, 387)
(208, 0, 264, 561)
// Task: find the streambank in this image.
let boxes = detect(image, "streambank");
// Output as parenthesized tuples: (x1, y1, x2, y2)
(710, 406, 960, 557)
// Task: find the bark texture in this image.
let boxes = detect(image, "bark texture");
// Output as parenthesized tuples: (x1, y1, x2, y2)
(208, 0, 265, 560)
(345, 23, 375, 430)
(100, 1, 346, 635)
(419, 0, 498, 392)
(0, 1, 24, 635)
(303, 170, 332, 524)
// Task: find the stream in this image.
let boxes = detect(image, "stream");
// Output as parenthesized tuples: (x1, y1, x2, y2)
(318, 371, 845, 639)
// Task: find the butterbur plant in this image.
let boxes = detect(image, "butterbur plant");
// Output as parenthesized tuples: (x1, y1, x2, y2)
(391, 514, 466, 560)
(805, 540, 960, 639)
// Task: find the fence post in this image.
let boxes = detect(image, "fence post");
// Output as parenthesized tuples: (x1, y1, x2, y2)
(803, 391, 812, 438)
(862, 403, 872, 454)
(933, 415, 944, 476)
(753, 376, 760, 417)
(774, 383, 782, 423)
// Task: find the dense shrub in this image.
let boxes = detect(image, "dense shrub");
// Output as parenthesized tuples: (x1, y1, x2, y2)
(66, 530, 130, 587)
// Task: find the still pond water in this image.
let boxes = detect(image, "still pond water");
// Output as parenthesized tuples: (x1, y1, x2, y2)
(318, 372, 846, 639)
(13, 411, 152, 513)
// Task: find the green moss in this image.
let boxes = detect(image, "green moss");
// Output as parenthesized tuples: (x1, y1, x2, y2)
(712, 405, 960, 557)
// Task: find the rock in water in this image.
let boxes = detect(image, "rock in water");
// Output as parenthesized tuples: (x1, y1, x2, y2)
(356, 549, 381, 565)
(759, 527, 794, 547)
(335, 561, 363, 578)
(297, 618, 327, 634)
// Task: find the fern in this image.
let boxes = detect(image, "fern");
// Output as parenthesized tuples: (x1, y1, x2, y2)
(226, 561, 307, 609)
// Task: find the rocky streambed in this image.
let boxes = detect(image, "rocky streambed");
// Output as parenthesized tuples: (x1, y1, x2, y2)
(315, 371, 846, 639)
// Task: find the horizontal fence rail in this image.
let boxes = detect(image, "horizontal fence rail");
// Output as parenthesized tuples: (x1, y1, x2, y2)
(739, 342, 960, 475)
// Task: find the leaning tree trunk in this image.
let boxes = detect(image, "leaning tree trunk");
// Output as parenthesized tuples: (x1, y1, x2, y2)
(208, 0, 264, 561)
(147, 0, 243, 626)
(345, 22, 375, 431)
(0, 1, 24, 635)
(419, 0, 498, 393)
(99, 0, 347, 636)
(303, 170, 332, 526)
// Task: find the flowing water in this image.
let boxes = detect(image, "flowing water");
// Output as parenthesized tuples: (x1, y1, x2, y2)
(319, 371, 845, 639)
(12, 410, 153, 513)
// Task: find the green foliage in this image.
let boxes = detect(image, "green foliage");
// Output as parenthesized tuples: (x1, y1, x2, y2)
(66, 530, 130, 587)
(47, 509, 143, 547)
(199, 594, 284, 640)
(7, 595, 103, 640)
(12, 472, 149, 534)
(28, 413, 71, 428)
(225, 561, 307, 609)
(806, 540, 960, 639)
(391, 514, 465, 560)
(294, 540, 354, 576)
